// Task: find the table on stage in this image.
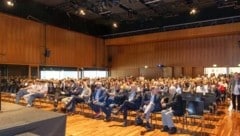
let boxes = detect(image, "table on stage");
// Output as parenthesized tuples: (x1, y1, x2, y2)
(0, 102, 66, 136)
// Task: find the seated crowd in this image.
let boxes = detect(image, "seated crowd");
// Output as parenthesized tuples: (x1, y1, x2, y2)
(1, 73, 240, 134)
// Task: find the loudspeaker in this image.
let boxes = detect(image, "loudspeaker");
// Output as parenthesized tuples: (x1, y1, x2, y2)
(108, 56, 112, 63)
(44, 49, 51, 57)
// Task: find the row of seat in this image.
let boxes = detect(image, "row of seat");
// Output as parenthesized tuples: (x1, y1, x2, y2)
(1, 92, 220, 135)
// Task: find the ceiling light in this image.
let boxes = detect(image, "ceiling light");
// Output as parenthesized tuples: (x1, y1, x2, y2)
(6, 0, 14, 7)
(213, 64, 217, 67)
(112, 22, 118, 28)
(144, 65, 148, 69)
(238, 64, 240, 67)
(190, 8, 197, 15)
(79, 9, 86, 16)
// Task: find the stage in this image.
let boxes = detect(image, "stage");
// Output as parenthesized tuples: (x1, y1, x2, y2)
(0, 102, 66, 136)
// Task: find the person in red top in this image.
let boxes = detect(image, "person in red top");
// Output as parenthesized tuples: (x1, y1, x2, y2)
(218, 81, 227, 102)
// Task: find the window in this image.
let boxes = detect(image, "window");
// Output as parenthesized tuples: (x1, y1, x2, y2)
(229, 67, 240, 74)
(40, 66, 107, 79)
(83, 70, 108, 78)
(40, 66, 79, 80)
(40, 70, 78, 80)
(204, 67, 227, 77)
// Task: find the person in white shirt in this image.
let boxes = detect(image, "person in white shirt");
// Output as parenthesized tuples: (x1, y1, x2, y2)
(15, 81, 35, 104)
(196, 80, 208, 95)
(26, 81, 48, 107)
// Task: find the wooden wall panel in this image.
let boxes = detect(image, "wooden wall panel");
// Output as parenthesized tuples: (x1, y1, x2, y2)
(192, 67, 204, 77)
(163, 67, 173, 78)
(46, 26, 106, 67)
(0, 13, 106, 69)
(183, 67, 192, 77)
(46, 26, 75, 66)
(140, 67, 162, 79)
(173, 67, 183, 77)
(105, 23, 240, 46)
(0, 13, 43, 65)
(110, 68, 139, 77)
(95, 38, 107, 67)
(109, 34, 240, 77)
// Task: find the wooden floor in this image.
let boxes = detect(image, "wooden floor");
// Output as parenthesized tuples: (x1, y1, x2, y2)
(1, 93, 240, 136)
(63, 105, 240, 136)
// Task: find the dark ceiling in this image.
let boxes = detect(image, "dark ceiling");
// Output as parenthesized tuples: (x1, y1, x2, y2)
(1, 0, 240, 38)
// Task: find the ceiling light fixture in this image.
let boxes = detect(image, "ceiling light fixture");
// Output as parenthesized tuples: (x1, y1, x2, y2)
(79, 9, 86, 16)
(113, 22, 118, 28)
(189, 8, 197, 15)
(5, 0, 14, 7)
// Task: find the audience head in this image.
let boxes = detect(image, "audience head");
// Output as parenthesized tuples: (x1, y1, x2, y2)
(169, 85, 176, 95)
(150, 85, 158, 94)
(95, 81, 102, 88)
(130, 83, 137, 91)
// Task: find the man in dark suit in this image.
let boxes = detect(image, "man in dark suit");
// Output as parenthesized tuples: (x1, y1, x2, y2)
(161, 84, 183, 134)
(112, 83, 142, 127)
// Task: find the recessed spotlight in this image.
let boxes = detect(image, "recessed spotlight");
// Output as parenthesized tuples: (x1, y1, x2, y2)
(144, 65, 148, 69)
(79, 9, 86, 16)
(5, 0, 14, 7)
(190, 8, 197, 15)
(112, 22, 118, 28)
(238, 64, 240, 67)
(213, 64, 217, 67)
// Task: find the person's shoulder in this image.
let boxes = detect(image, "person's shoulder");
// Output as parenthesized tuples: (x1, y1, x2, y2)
(176, 93, 183, 98)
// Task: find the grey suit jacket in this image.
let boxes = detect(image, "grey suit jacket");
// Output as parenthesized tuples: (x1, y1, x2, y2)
(229, 79, 240, 94)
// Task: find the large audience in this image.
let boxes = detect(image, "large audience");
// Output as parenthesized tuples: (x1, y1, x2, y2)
(1, 72, 239, 134)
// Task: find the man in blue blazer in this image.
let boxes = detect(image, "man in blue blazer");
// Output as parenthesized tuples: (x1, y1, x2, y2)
(89, 81, 107, 119)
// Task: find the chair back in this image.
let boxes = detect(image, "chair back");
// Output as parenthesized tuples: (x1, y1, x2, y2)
(181, 92, 193, 101)
(202, 93, 216, 110)
(186, 100, 204, 116)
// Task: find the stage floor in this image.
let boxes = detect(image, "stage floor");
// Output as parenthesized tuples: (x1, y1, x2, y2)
(0, 102, 66, 136)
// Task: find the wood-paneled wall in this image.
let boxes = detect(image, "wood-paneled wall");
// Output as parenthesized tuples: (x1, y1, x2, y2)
(46, 26, 106, 67)
(0, 13, 107, 68)
(105, 23, 240, 46)
(0, 13, 43, 65)
(1, 12, 240, 78)
(108, 34, 240, 77)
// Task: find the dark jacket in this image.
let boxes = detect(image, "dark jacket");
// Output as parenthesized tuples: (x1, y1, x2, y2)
(166, 93, 184, 116)
(142, 91, 161, 112)
(114, 89, 128, 105)
(153, 94, 162, 112)
(132, 92, 142, 109)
